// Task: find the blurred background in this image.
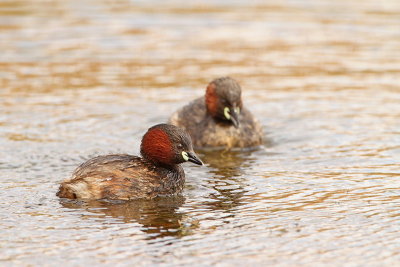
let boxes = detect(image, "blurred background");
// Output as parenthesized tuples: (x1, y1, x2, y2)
(0, 0, 399, 266)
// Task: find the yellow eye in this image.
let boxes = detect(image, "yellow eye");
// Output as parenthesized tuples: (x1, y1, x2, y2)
(224, 107, 231, 120)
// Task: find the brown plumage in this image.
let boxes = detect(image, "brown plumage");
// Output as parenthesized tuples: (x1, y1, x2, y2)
(169, 77, 263, 148)
(56, 124, 203, 200)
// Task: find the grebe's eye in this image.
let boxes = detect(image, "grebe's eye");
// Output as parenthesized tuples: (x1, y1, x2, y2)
(177, 143, 183, 150)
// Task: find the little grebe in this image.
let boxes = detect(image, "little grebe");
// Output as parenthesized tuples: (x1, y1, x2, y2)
(57, 124, 203, 200)
(169, 77, 263, 148)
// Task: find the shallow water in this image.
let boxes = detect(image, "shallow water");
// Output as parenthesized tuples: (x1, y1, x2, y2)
(1, 0, 400, 266)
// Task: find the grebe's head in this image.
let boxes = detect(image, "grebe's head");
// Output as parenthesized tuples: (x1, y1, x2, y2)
(140, 124, 203, 167)
(205, 77, 242, 128)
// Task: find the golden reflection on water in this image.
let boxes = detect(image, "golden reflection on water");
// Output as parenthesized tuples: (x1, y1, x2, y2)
(59, 196, 200, 239)
(1, 0, 400, 266)
(1, 1, 399, 94)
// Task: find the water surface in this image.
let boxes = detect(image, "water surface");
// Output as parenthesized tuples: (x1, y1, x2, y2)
(1, 0, 399, 266)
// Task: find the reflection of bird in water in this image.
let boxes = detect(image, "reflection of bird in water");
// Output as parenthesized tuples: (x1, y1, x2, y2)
(59, 196, 199, 239)
(198, 149, 257, 212)
(200, 149, 255, 178)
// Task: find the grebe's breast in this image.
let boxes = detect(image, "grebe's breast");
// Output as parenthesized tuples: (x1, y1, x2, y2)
(169, 98, 263, 148)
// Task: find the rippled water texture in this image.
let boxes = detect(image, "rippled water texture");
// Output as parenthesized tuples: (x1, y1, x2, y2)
(1, 0, 399, 266)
